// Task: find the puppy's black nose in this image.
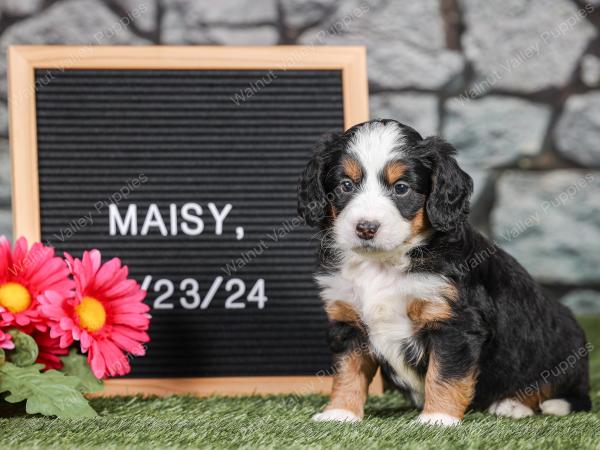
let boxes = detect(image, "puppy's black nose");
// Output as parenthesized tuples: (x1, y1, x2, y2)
(356, 221, 380, 240)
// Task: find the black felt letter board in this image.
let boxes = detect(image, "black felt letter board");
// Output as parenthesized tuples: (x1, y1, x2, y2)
(35, 69, 343, 377)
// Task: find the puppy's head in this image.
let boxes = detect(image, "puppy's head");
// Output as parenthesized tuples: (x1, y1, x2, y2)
(298, 119, 472, 257)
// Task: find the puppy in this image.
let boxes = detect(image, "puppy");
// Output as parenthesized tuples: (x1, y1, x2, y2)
(298, 119, 591, 426)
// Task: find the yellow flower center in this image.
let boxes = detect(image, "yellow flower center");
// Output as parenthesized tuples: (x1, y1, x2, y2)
(0, 282, 32, 313)
(76, 296, 107, 333)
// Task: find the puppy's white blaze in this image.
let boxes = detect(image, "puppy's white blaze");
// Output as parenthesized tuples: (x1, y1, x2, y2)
(335, 122, 412, 254)
(348, 121, 405, 172)
(416, 413, 461, 427)
(540, 399, 571, 416)
(488, 399, 534, 419)
(312, 409, 361, 423)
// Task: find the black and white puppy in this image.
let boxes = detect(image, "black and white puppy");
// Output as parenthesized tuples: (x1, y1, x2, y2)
(298, 119, 591, 426)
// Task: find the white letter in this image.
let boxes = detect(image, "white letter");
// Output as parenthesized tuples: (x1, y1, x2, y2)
(109, 204, 137, 236)
(141, 204, 168, 236)
(208, 203, 232, 235)
(181, 203, 204, 236)
(169, 203, 178, 236)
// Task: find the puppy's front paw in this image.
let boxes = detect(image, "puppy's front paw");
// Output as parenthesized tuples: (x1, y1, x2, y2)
(416, 413, 461, 427)
(312, 408, 361, 423)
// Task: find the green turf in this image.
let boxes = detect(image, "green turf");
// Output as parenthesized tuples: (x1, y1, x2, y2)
(2, 316, 600, 450)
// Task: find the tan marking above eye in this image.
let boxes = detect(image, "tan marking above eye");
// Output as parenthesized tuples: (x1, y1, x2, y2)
(341, 158, 362, 182)
(384, 161, 407, 185)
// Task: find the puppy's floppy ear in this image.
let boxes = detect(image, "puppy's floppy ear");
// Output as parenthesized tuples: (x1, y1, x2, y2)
(420, 137, 473, 232)
(298, 132, 339, 227)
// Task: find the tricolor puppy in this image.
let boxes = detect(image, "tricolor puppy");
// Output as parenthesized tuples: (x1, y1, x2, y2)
(298, 119, 591, 426)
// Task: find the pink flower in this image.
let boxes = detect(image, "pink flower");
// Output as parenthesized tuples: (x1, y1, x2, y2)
(0, 327, 14, 350)
(31, 329, 69, 370)
(40, 250, 150, 379)
(0, 236, 73, 329)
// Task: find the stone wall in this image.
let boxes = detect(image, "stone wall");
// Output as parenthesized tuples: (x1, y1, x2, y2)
(0, 0, 598, 311)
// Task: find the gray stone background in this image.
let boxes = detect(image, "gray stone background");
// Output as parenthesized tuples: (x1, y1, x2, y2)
(0, 0, 598, 312)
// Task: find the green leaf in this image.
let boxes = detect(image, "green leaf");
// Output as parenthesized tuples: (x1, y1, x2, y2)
(7, 329, 38, 367)
(0, 348, 5, 366)
(0, 362, 97, 418)
(59, 349, 103, 394)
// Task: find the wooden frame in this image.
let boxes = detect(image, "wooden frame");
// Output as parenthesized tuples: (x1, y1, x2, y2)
(8, 45, 381, 396)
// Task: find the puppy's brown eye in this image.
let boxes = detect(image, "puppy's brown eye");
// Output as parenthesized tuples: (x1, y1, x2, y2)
(394, 182, 410, 196)
(340, 179, 355, 193)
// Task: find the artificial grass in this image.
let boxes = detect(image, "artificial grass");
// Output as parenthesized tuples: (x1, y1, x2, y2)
(1, 317, 600, 450)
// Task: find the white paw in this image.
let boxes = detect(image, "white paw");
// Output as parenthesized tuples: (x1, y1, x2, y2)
(416, 413, 461, 427)
(540, 399, 571, 416)
(488, 399, 534, 419)
(312, 408, 361, 423)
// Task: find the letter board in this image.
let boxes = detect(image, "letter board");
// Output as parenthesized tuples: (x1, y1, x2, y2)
(8, 46, 379, 395)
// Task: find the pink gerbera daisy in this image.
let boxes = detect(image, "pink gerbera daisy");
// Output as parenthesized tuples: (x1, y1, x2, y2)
(0, 236, 73, 329)
(31, 329, 69, 370)
(40, 250, 150, 379)
(0, 326, 14, 350)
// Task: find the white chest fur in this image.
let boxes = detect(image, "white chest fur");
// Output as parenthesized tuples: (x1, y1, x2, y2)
(316, 257, 452, 406)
